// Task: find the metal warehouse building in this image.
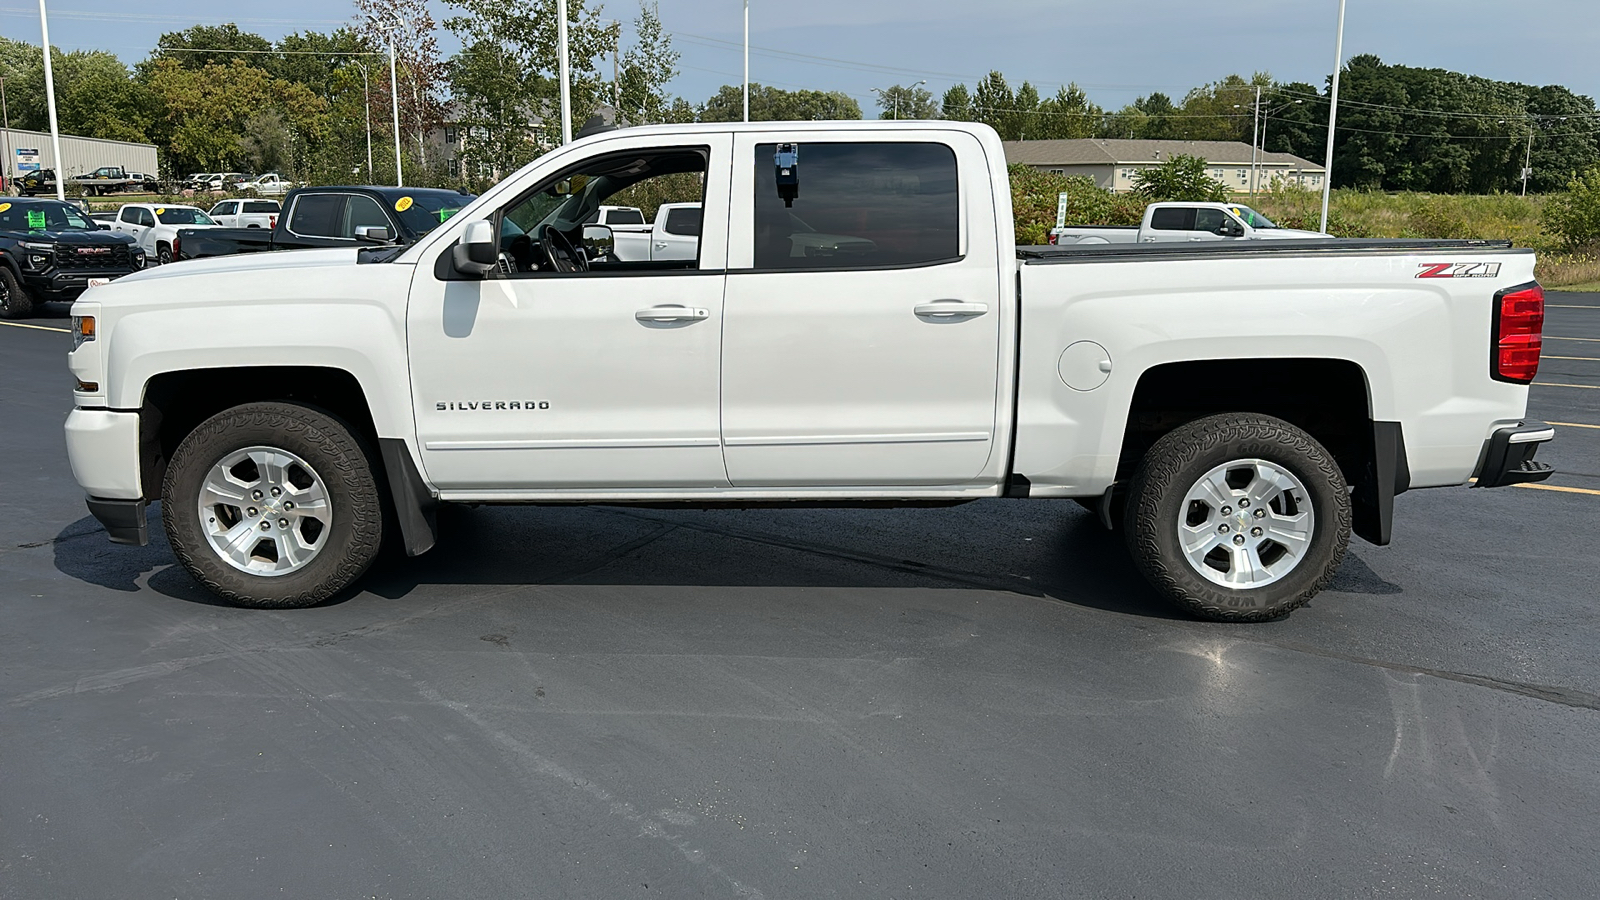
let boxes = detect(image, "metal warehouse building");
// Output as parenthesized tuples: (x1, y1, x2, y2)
(1, 127, 160, 186)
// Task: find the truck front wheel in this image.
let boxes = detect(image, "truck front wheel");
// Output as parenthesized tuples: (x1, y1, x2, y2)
(1122, 413, 1351, 622)
(162, 402, 384, 608)
(0, 267, 34, 319)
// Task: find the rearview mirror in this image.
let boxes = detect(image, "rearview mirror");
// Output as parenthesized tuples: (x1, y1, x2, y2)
(581, 224, 614, 260)
(354, 225, 392, 242)
(452, 219, 497, 278)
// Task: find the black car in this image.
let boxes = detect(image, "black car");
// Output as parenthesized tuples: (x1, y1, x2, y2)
(0, 198, 144, 318)
(176, 186, 475, 261)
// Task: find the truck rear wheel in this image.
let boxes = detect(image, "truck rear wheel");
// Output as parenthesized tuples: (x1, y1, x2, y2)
(1122, 413, 1350, 622)
(0, 267, 34, 319)
(162, 402, 384, 608)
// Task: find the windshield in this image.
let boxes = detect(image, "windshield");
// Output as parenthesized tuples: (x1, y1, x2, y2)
(1227, 205, 1278, 229)
(155, 207, 215, 225)
(391, 191, 475, 236)
(0, 200, 96, 232)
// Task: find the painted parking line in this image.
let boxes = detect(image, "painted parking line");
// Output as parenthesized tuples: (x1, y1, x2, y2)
(1547, 336, 1600, 342)
(1551, 421, 1600, 430)
(0, 321, 69, 333)
(1548, 304, 1600, 309)
(1534, 382, 1600, 389)
(1542, 355, 1600, 361)
(1515, 482, 1600, 497)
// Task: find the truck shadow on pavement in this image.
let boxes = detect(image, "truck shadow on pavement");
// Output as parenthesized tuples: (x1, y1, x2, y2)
(49, 500, 1401, 617)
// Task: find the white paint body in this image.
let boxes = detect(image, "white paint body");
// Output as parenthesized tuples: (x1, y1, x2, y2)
(111, 203, 222, 260)
(67, 122, 1534, 513)
(611, 202, 702, 263)
(207, 199, 280, 229)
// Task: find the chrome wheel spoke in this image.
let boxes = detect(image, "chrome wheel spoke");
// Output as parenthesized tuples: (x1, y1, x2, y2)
(198, 445, 332, 578)
(1178, 458, 1315, 591)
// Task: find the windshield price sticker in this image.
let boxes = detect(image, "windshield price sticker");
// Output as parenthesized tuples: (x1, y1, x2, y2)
(155, 207, 166, 215)
(395, 196, 414, 212)
(0, 202, 10, 213)
(26, 209, 47, 230)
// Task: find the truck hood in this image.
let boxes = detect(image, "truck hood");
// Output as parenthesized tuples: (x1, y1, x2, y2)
(1255, 228, 1330, 239)
(1, 228, 136, 246)
(113, 246, 362, 283)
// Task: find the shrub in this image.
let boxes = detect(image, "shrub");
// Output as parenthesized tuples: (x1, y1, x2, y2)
(1007, 165, 1144, 244)
(1132, 155, 1229, 203)
(1543, 165, 1600, 250)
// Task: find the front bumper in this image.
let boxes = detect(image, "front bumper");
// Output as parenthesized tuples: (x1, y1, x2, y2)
(1474, 420, 1555, 488)
(65, 408, 142, 499)
(23, 269, 136, 300)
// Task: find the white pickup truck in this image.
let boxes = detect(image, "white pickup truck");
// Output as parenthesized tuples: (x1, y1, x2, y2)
(207, 198, 281, 229)
(1051, 201, 1325, 245)
(110, 203, 222, 264)
(608, 201, 702, 262)
(64, 121, 1554, 622)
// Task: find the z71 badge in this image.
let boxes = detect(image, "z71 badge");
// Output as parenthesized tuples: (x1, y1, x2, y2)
(1416, 262, 1501, 279)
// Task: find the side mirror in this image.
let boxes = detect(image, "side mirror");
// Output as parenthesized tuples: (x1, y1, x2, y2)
(354, 225, 392, 243)
(1217, 220, 1245, 237)
(452, 219, 498, 277)
(581, 224, 614, 260)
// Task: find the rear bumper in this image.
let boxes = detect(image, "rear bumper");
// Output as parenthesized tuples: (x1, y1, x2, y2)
(1473, 420, 1555, 488)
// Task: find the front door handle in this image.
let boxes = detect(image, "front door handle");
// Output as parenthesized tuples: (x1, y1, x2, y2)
(914, 301, 988, 318)
(635, 305, 709, 322)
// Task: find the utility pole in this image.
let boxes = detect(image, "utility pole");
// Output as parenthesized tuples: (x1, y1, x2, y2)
(1319, 0, 1347, 234)
(557, 0, 572, 143)
(1, 76, 11, 195)
(1250, 84, 1261, 197)
(38, 0, 66, 202)
(743, 0, 750, 122)
(1522, 122, 1534, 197)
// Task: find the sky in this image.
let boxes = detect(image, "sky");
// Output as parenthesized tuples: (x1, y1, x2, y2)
(3, 0, 1597, 115)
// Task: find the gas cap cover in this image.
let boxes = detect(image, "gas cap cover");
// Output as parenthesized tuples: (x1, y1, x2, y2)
(1058, 341, 1113, 391)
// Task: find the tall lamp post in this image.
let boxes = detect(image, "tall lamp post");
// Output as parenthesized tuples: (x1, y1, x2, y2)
(1319, 0, 1347, 234)
(354, 61, 373, 182)
(557, 0, 572, 143)
(1, 76, 11, 194)
(743, 0, 750, 122)
(367, 14, 404, 187)
(38, 0, 66, 202)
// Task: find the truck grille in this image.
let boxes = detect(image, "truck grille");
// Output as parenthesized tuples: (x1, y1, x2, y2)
(54, 244, 134, 271)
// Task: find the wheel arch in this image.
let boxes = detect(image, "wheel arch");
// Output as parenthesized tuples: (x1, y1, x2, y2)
(1116, 357, 1406, 546)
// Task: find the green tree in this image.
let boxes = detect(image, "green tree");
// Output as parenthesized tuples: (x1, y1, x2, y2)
(1543, 165, 1600, 248)
(972, 71, 1014, 138)
(940, 83, 974, 121)
(144, 58, 328, 175)
(140, 24, 273, 76)
(617, 2, 679, 125)
(697, 84, 861, 122)
(360, 0, 448, 171)
(446, 38, 545, 185)
(874, 83, 937, 120)
(1132, 154, 1230, 202)
(1033, 84, 1100, 139)
(0, 39, 152, 146)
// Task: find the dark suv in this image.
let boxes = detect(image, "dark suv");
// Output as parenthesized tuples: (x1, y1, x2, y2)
(0, 198, 145, 318)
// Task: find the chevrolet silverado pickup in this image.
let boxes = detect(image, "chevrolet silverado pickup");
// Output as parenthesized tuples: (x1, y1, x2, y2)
(174, 186, 474, 260)
(64, 121, 1554, 621)
(0, 198, 143, 318)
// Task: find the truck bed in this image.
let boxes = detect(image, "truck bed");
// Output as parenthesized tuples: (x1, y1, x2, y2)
(1019, 237, 1515, 261)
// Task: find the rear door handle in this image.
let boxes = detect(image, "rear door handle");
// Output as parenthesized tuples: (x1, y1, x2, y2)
(635, 305, 709, 322)
(914, 301, 988, 318)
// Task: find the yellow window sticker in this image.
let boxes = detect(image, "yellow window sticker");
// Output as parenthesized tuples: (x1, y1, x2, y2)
(394, 196, 414, 212)
(0, 202, 10, 213)
(155, 207, 166, 214)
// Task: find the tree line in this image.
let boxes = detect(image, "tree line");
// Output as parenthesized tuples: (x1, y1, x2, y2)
(1, 1, 1594, 196)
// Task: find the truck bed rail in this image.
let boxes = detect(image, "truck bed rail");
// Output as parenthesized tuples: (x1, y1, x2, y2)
(1018, 238, 1517, 263)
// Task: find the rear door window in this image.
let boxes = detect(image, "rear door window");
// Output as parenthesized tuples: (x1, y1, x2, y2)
(288, 194, 344, 237)
(1149, 207, 1196, 231)
(663, 206, 702, 236)
(751, 141, 959, 270)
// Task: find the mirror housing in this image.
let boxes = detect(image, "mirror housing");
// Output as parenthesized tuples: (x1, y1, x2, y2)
(354, 225, 392, 242)
(1217, 220, 1245, 237)
(581, 224, 614, 261)
(452, 220, 498, 277)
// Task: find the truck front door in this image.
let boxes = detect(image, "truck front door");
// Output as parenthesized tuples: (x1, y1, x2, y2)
(406, 136, 732, 492)
(719, 134, 1004, 487)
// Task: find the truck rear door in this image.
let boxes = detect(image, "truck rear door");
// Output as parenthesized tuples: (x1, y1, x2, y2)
(719, 132, 1004, 486)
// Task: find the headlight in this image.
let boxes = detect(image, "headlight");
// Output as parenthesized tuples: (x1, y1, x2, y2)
(130, 247, 146, 269)
(71, 315, 95, 351)
(19, 241, 52, 270)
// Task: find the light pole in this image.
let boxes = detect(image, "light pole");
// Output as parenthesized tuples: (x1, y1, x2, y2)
(743, 0, 750, 122)
(1319, 0, 1347, 234)
(0, 75, 11, 195)
(38, 0, 66, 202)
(557, 0, 572, 143)
(1521, 121, 1534, 197)
(1257, 98, 1301, 192)
(367, 15, 404, 187)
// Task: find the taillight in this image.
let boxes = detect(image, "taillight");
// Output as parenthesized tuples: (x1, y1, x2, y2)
(1492, 283, 1543, 383)
(171, 235, 180, 262)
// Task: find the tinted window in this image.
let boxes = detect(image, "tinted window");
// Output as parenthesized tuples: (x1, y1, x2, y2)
(119, 207, 140, 223)
(343, 195, 391, 237)
(1149, 207, 1196, 231)
(244, 201, 280, 213)
(753, 142, 958, 270)
(1193, 208, 1228, 233)
(289, 194, 344, 237)
(390, 190, 475, 236)
(211, 202, 235, 216)
(156, 208, 214, 225)
(0, 201, 94, 231)
(663, 206, 702, 236)
(137, 209, 156, 228)
(607, 208, 645, 225)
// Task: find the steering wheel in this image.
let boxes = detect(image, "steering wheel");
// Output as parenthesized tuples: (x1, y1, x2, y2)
(539, 225, 587, 273)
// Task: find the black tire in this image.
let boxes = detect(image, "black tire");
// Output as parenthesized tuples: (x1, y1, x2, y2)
(162, 402, 384, 609)
(157, 244, 173, 266)
(0, 266, 34, 319)
(1122, 413, 1351, 622)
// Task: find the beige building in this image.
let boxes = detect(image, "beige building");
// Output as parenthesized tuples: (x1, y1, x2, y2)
(1002, 139, 1325, 193)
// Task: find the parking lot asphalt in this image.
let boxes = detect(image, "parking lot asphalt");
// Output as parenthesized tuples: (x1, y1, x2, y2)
(2, 296, 1597, 899)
